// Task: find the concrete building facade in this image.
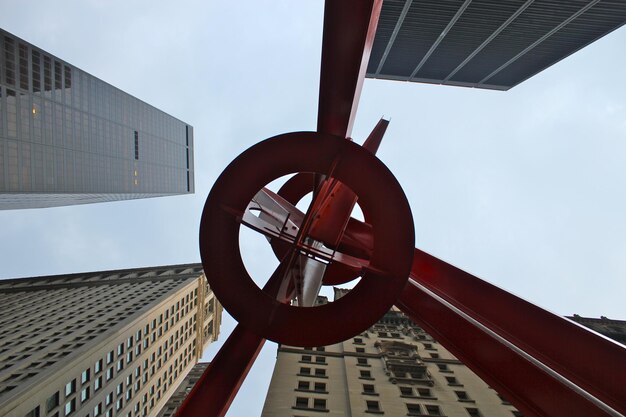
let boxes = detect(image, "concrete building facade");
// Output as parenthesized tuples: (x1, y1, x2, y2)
(261, 290, 522, 417)
(155, 362, 209, 417)
(0, 28, 194, 209)
(0, 264, 221, 417)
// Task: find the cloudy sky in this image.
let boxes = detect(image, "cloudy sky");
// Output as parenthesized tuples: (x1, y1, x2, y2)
(2, 1, 626, 415)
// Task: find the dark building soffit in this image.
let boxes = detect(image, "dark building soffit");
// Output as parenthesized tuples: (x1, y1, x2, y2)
(366, 0, 626, 90)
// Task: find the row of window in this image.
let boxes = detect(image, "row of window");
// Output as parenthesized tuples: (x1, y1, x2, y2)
(293, 399, 521, 417)
(300, 355, 326, 364)
(39, 288, 199, 417)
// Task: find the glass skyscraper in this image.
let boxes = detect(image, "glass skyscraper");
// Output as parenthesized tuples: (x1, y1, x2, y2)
(0, 28, 194, 209)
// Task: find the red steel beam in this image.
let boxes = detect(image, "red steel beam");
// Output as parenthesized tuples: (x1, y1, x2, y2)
(397, 280, 620, 417)
(317, 0, 383, 139)
(361, 117, 389, 155)
(176, 261, 296, 417)
(398, 249, 626, 417)
(173, 324, 265, 417)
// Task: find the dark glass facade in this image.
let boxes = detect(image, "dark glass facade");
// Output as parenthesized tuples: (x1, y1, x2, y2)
(0, 29, 194, 209)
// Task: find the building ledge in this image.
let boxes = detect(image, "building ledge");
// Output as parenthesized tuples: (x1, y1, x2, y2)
(294, 389, 329, 395)
(292, 406, 330, 413)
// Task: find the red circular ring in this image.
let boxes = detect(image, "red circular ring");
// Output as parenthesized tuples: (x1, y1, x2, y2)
(199, 132, 414, 346)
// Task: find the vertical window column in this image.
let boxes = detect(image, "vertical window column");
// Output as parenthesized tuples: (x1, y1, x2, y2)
(185, 125, 190, 192)
(134, 131, 139, 160)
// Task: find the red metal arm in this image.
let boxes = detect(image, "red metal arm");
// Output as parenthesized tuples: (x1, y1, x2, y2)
(176, 258, 298, 417)
(317, 0, 383, 139)
(173, 324, 265, 417)
(397, 249, 626, 417)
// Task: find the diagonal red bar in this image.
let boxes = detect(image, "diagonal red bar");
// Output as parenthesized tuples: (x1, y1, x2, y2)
(361, 118, 389, 155)
(397, 280, 622, 417)
(173, 324, 265, 417)
(399, 249, 626, 416)
(176, 260, 296, 417)
(317, 0, 383, 138)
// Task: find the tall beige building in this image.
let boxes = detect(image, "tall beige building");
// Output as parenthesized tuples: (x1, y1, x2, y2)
(262, 289, 522, 417)
(0, 263, 222, 417)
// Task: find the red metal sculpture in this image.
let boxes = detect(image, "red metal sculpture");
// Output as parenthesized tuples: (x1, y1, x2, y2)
(178, 1, 626, 416)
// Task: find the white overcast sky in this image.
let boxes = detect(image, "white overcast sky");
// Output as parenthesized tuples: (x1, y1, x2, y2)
(2, 1, 626, 416)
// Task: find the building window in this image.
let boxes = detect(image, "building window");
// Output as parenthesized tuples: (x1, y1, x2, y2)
(430, 353, 440, 358)
(297, 381, 310, 391)
(316, 347, 325, 351)
(407, 404, 421, 415)
(437, 364, 450, 372)
(65, 380, 76, 397)
(362, 384, 376, 395)
(357, 358, 369, 366)
(417, 388, 431, 397)
(64, 399, 75, 416)
(105, 392, 113, 406)
(315, 356, 326, 364)
(94, 376, 102, 391)
(314, 382, 326, 393)
(356, 347, 365, 353)
(455, 391, 472, 402)
(95, 359, 103, 374)
(46, 392, 60, 412)
(93, 403, 102, 417)
(425, 405, 442, 416)
(314, 368, 326, 377)
(399, 386, 413, 396)
(25, 406, 40, 417)
(359, 370, 373, 379)
(301, 355, 312, 363)
(366, 400, 382, 413)
(106, 367, 114, 381)
(511, 412, 524, 417)
(466, 408, 482, 417)
(313, 399, 327, 410)
(446, 376, 461, 386)
(81, 369, 90, 384)
(354, 337, 363, 344)
(118, 343, 124, 356)
(107, 351, 114, 365)
(294, 397, 308, 409)
(80, 387, 90, 403)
